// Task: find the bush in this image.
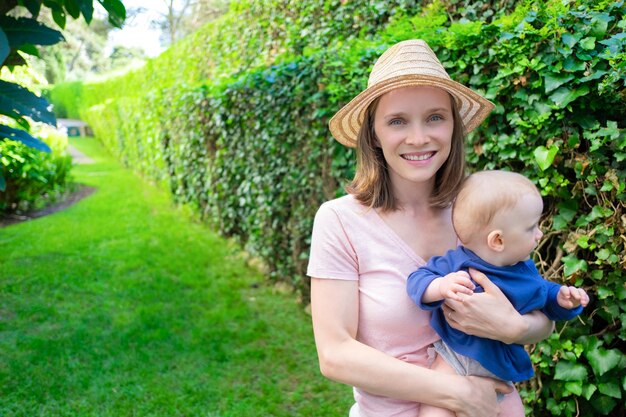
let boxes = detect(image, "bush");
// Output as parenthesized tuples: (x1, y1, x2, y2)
(46, 0, 625, 415)
(0, 123, 73, 213)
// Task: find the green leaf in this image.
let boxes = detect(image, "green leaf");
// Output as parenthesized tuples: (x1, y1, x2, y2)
(597, 286, 614, 299)
(563, 55, 585, 71)
(52, 9, 67, 29)
(561, 33, 578, 48)
(564, 381, 583, 396)
(582, 383, 597, 401)
(0, 16, 64, 47)
(79, 1, 95, 23)
(20, 0, 42, 17)
(534, 145, 558, 171)
(0, 80, 56, 126)
(596, 248, 610, 261)
(17, 43, 39, 58)
(586, 348, 623, 376)
(580, 37, 596, 50)
(554, 361, 588, 381)
(549, 85, 590, 108)
(0, 27, 8, 65)
(0, 170, 4, 191)
(64, 0, 82, 19)
(591, 395, 616, 414)
(598, 382, 622, 399)
(99, 0, 127, 28)
(544, 72, 574, 93)
(562, 255, 587, 277)
(589, 13, 611, 38)
(0, 125, 51, 152)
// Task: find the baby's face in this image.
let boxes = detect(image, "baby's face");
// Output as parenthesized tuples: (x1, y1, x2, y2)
(495, 193, 544, 265)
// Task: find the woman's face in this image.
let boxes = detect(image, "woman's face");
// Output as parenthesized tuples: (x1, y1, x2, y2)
(373, 86, 454, 190)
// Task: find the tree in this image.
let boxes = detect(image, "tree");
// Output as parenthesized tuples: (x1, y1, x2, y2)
(0, 0, 126, 190)
(152, 0, 229, 47)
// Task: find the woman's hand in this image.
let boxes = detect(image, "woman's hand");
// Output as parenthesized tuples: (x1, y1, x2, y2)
(453, 375, 514, 417)
(442, 268, 533, 344)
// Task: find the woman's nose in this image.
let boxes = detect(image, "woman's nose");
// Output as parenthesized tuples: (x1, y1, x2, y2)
(405, 125, 430, 145)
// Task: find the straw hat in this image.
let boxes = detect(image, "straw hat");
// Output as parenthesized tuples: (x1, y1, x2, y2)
(329, 39, 495, 148)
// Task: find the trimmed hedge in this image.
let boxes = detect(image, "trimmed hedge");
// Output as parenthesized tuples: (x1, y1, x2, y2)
(47, 0, 625, 415)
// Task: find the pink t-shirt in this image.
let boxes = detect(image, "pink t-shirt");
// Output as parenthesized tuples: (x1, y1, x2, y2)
(307, 194, 439, 417)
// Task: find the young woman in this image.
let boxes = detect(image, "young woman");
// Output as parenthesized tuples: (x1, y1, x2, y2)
(307, 40, 554, 417)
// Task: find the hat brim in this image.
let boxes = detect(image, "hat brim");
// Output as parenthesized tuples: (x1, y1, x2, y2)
(329, 75, 495, 148)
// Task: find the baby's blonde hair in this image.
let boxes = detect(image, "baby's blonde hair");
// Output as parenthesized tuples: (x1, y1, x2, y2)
(452, 170, 541, 244)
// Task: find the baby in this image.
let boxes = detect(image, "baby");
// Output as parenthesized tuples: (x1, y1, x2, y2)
(407, 170, 589, 417)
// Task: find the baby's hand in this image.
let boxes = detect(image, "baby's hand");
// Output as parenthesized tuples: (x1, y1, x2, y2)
(557, 286, 590, 309)
(438, 271, 475, 302)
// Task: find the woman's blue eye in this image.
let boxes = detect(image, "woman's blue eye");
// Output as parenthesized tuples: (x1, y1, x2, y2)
(390, 119, 403, 125)
(429, 114, 443, 122)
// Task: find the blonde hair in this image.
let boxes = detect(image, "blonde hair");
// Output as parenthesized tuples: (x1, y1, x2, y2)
(346, 94, 466, 211)
(452, 170, 541, 244)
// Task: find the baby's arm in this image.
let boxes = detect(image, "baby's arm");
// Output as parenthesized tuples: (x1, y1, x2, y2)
(557, 286, 590, 309)
(422, 271, 476, 303)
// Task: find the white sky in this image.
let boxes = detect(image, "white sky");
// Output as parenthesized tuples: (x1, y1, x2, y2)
(105, 0, 167, 58)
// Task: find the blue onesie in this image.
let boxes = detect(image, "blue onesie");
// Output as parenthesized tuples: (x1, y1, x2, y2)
(407, 246, 583, 382)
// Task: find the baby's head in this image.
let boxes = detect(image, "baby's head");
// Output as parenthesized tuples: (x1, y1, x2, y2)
(452, 170, 544, 266)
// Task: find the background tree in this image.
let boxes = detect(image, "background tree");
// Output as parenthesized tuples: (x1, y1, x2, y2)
(152, 0, 229, 47)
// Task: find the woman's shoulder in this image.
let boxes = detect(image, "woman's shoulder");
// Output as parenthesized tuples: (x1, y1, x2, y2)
(317, 194, 371, 217)
(314, 194, 374, 226)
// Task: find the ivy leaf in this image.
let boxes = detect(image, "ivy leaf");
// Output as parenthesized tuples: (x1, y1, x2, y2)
(533, 145, 558, 171)
(598, 382, 622, 399)
(564, 381, 583, 396)
(561, 33, 579, 48)
(580, 37, 596, 50)
(562, 255, 587, 277)
(591, 395, 617, 414)
(554, 361, 588, 381)
(563, 55, 585, 71)
(544, 72, 574, 93)
(586, 348, 623, 376)
(549, 85, 589, 108)
(582, 383, 597, 401)
(589, 13, 612, 38)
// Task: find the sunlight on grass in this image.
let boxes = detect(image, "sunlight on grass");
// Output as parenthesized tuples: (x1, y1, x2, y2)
(0, 137, 351, 416)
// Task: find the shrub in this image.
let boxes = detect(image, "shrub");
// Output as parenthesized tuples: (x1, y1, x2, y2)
(0, 122, 73, 213)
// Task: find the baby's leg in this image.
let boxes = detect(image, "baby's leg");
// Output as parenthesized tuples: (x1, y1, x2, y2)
(419, 353, 457, 417)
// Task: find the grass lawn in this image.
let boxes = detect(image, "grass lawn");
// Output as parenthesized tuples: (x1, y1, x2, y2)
(0, 137, 352, 416)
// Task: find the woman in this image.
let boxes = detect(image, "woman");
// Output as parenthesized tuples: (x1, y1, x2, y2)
(307, 40, 553, 417)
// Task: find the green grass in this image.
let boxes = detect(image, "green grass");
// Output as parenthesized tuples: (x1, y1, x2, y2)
(0, 137, 352, 416)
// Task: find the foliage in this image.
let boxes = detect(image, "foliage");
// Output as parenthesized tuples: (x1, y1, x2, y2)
(46, 0, 625, 415)
(0, 122, 72, 213)
(0, 0, 126, 191)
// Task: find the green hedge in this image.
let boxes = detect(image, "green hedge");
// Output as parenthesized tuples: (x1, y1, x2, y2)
(47, 0, 625, 415)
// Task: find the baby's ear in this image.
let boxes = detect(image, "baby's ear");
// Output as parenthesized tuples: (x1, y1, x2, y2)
(487, 230, 505, 252)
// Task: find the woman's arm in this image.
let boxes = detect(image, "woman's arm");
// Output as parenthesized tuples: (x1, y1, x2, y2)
(441, 268, 554, 345)
(311, 277, 512, 417)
